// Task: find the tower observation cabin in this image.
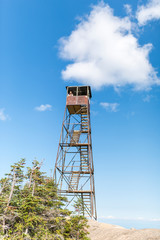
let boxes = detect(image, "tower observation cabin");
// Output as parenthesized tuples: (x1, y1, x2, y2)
(66, 86, 92, 114)
(54, 85, 97, 220)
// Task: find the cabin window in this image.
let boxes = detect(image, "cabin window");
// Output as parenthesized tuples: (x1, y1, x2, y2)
(67, 86, 91, 98)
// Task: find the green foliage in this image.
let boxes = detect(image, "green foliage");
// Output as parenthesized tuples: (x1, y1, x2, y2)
(0, 159, 90, 239)
(73, 197, 85, 216)
(64, 216, 89, 240)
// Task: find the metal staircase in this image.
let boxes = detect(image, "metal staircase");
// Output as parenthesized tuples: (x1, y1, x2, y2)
(80, 146, 89, 171)
(81, 106, 88, 131)
(69, 172, 80, 190)
(82, 193, 91, 217)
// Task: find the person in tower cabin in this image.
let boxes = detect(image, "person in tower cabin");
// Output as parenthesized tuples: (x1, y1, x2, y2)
(68, 90, 73, 96)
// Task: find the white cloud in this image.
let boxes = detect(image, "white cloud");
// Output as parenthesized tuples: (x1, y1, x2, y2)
(0, 108, 9, 121)
(136, 0, 160, 26)
(151, 218, 160, 222)
(59, 3, 160, 91)
(35, 104, 52, 112)
(143, 94, 152, 102)
(100, 102, 119, 112)
(124, 4, 132, 16)
(105, 215, 116, 219)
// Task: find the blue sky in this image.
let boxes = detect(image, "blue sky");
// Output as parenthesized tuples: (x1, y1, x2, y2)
(0, 0, 160, 229)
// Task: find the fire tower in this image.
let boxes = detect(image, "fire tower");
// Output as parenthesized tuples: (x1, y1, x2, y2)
(54, 86, 97, 220)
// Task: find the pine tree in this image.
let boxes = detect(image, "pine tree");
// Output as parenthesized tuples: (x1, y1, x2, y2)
(0, 159, 90, 240)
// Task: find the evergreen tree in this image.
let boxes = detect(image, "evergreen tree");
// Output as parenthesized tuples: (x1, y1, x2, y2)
(0, 159, 89, 240)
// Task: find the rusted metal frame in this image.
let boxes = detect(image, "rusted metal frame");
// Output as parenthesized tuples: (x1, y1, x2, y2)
(82, 197, 92, 217)
(63, 118, 71, 146)
(56, 166, 83, 169)
(62, 171, 90, 174)
(66, 192, 91, 217)
(72, 106, 82, 115)
(69, 124, 81, 146)
(60, 137, 83, 149)
(76, 194, 91, 217)
(56, 167, 72, 190)
(65, 151, 80, 153)
(78, 174, 91, 191)
(88, 110, 97, 220)
(59, 142, 81, 165)
(80, 145, 88, 171)
(57, 167, 64, 187)
(64, 174, 92, 209)
(57, 162, 85, 194)
(90, 152, 97, 219)
(57, 144, 79, 167)
(88, 109, 97, 219)
(57, 116, 73, 167)
(55, 96, 96, 219)
(61, 171, 81, 193)
(86, 104, 94, 218)
(81, 193, 85, 216)
(65, 193, 90, 216)
(84, 133, 89, 142)
(55, 110, 71, 173)
(80, 133, 89, 144)
(62, 115, 71, 163)
(56, 151, 65, 173)
(69, 171, 80, 191)
(64, 191, 91, 217)
(69, 162, 75, 187)
(61, 171, 91, 209)
(63, 123, 82, 151)
(68, 106, 83, 123)
(67, 122, 80, 125)
(66, 150, 80, 189)
(56, 167, 70, 187)
(60, 113, 71, 191)
(88, 114, 94, 218)
(63, 107, 70, 124)
(54, 105, 67, 181)
(77, 105, 93, 217)
(64, 115, 80, 136)
(92, 174, 97, 220)
(62, 124, 74, 144)
(65, 194, 77, 208)
(61, 194, 92, 218)
(90, 159, 96, 219)
(64, 151, 79, 172)
(71, 114, 81, 124)
(58, 142, 79, 164)
(69, 109, 82, 123)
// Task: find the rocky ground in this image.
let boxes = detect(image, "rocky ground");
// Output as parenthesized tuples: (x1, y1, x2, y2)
(88, 219, 160, 240)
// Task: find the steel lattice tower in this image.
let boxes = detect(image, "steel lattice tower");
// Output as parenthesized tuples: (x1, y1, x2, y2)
(54, 86, 97, 220)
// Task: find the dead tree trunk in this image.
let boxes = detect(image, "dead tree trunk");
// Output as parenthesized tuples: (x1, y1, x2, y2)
(32, 181, 35, 197)
(7, 170, 16, 207)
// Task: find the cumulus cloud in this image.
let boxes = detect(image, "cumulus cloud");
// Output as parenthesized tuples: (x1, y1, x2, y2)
(35, 104, 52, 112)
(0, 108, 9, 121)
(136, 0, 160, 26)
(100, 102, 119, 112)
(59, 3, 160, 91)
